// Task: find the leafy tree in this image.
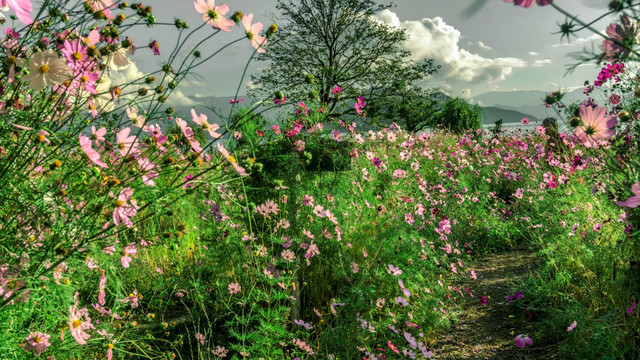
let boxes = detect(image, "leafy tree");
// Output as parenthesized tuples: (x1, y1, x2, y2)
(365, 87, 447, 132)
(252, 0, 439, 120)
(436, 97, 483, 134)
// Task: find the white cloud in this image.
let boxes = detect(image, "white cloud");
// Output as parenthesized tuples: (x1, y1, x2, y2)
(529, 51, 539, 56)
(374, 11, 526, 83)
(532, 59, 552, 67)
(477, 41, 492, 51)
(246, 81, 261, 90)
(108, 62, 195, 107)
(552, 33, 603, 47)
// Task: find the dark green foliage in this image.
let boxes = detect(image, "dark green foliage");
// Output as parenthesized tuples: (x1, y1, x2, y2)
(436, 97, 483, 134)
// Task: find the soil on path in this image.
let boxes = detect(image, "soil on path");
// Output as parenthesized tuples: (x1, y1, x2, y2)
(432, 243, 556, 360)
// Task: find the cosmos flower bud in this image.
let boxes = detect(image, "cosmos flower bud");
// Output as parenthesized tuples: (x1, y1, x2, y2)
(618, 110, 631, 122)
(266, 24, 278, 37)
(569, 116, 581, 127)
(114, 13, 126, 25)
(544, 90, 563, 105)
(231, 11, 243, 24)
(609, 0, 623, 11)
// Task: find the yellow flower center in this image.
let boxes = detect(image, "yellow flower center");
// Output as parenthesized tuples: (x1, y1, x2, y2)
(72, 319, 82, 328)
(228, 155, 236, 163)
(81, 75, 89, 83)
(129, 293, 134, 297)
(108, 344, 114, 349)
(116, 200, 125, 207)
(246, 31, 254, 40)
(34, 335, 42, 343)
(73, 52, 82, 61)
(5, 56, 16, 65)
(29, 236, 35, 242)
(37, 134, 46, 142)
(207, 10, 218, 20)
(39, 65, 50, 74)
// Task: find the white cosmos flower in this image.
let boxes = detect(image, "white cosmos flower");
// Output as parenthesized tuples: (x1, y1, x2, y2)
(22, 50, 72, 91)
(92, 77, 115, 114)
(107, 46, 132, 71)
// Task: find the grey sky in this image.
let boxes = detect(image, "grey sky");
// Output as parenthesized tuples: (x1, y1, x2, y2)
(130, 0, 617, 102)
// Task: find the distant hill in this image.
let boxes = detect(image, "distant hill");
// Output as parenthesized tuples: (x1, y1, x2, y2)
(480, 106, 541, 124)
(471, 88, 586, 106)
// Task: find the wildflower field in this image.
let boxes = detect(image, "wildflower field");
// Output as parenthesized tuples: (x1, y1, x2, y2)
(0, 0, 639, 359)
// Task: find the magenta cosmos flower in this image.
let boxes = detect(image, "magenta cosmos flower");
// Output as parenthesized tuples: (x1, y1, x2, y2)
(242, 13, 267, 53)
(504, 0, 552, 8)
(194, 0, 235, 32)
(515, 334, 533, 348)
(574, 105, 617, 147)
(603, 15, 639, 60)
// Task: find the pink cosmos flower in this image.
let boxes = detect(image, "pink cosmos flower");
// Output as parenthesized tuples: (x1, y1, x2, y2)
(242, 13, 266, 53)
(504, 0, 552, 8)
(91, 126, 106, 142)
(176, 117, 203, 153)
(230, 97, 244, 104)
(118, 289, 141, 308)
(567, 320, 577, 332)
(618, 183, 640, 208)
(521, 117, 530, 125)
(138, 157, 159, 186)
(68, 304, 94, 345)
(190, 109, 222, 138)
(515, 334, 533, 348)
(116, 127, 140, 157)
(0, 0, 32, 24)
(195, 332, 206, 345)
(194, 0, 235, 32)
(121, 244, 137, 268)
(126, 106, 146, 129)
(602, 15, 639, 60)
(333, 86, 342, 94)
(387, 264, 402, 276)
(98, 269, 107, 306)
(294, 319, 314, 330)
(24, 332, 51, 356)
(574, 105, 617, 147)
(113, 188, 139, 228)
(217, 142, 248, 177)
(79, 134, 108, 168)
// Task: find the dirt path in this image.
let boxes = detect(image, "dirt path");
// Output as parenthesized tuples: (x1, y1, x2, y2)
(432, 243, 556, 359)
